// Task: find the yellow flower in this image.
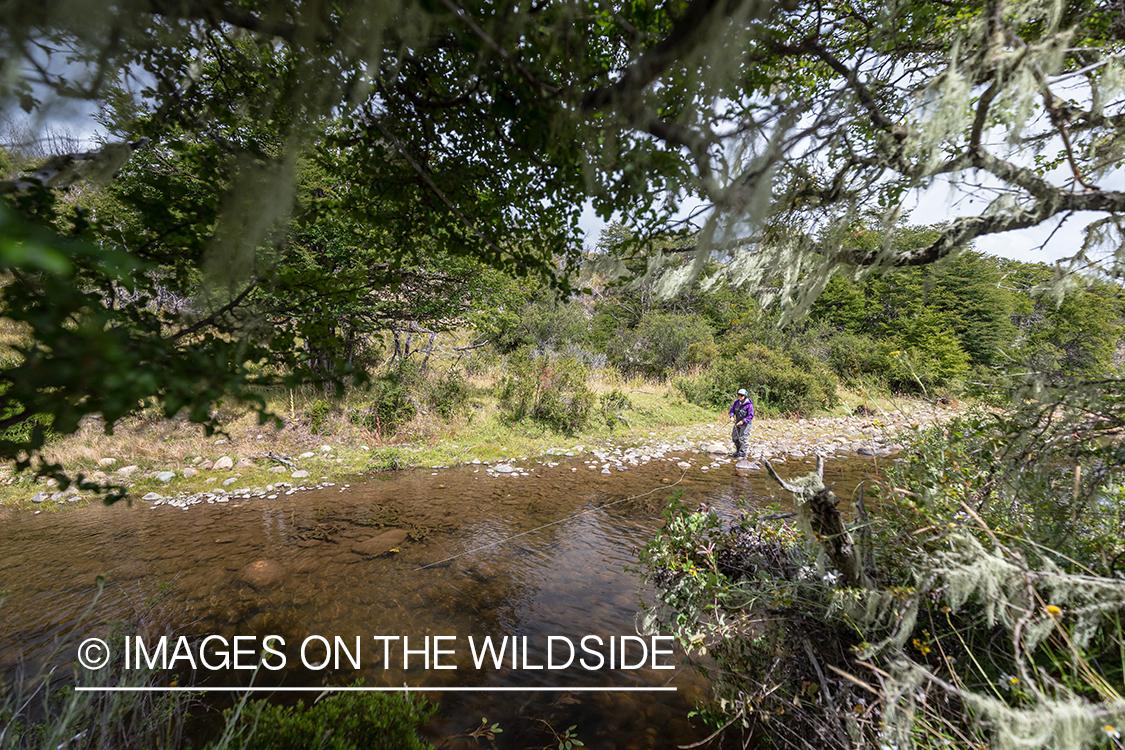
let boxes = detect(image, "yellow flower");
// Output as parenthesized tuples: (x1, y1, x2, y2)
(1045, 605, 1062, 616)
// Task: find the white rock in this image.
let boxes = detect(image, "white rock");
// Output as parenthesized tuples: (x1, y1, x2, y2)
(213, 456, 234, 471)
(494, 464, 514, 474)
(320, 445, 333, 453)
(182, 467, 199, 478)
(222, 477, 237, 486)
(142, 492, 163, 501)
(97, 457, 117, 467)
(291, 470, 310, 478)
(299, 452, 315, 459)
(155, 471, 176, 483)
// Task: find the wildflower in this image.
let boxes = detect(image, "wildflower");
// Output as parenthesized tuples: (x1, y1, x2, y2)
(697, 540, 717, 557)
(999, 673, 1019, 690)
(823, 571, 840, 585)
(1045, 605, 1062, 617)
(1103, 725, 1120, 740)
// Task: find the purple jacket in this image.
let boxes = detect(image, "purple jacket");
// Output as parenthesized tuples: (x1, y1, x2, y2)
(729, 398, 753, 424)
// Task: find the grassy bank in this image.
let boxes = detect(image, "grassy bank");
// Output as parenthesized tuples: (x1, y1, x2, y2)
(0, 366, 938, 510)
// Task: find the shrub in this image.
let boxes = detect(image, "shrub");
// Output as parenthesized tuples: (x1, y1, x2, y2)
(676, 344, 839, 417)
(221, 687, 435, 750)
(307, 399, 332, 434)
(423, 370, 468, 418)
(364, 447, 405, 472)
(599, 388, 632, 429)
(349, 368, 417, 436)
(607, 312, 715, 378)
(498, 348, 595, 434)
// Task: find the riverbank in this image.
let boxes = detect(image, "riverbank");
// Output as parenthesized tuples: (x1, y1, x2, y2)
(0, 382, 963, 511)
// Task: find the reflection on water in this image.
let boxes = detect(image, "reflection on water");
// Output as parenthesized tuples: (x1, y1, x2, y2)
(0, 453, 882, 748)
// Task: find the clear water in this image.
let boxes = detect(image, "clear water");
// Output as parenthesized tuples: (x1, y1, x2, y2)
(0, 453, 882, 748)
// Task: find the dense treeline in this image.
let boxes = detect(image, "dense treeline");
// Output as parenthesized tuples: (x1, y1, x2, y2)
(480, 222, 1124, 422)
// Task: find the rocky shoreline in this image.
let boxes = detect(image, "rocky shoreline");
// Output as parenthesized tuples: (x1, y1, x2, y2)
(19, 401, 960, 511)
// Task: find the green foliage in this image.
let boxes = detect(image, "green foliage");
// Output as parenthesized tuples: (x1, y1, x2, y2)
(886, 310, 971, 393)
(487, 299, 590, 354)
(676, 344, 839, 417)
(642, 381, 1125, 750)
(364, 447, 405, 472)
(423, 370, 468, 419)
(599, 388, 632, 429)
(218, 687, 435, 750)
(349, 369, 417, 436)
(307, 399, 332, 435)
(498, 349, 595, 434)
(607, 311, 715, 378)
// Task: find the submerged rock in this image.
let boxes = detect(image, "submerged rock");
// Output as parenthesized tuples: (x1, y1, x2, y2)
(353, 529, 409, 557)
(239, 559, 284, 588)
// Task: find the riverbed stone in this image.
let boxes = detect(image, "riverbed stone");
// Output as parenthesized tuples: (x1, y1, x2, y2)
(155, 471, 176, 483)
(239, 559, 285, 588)
(352, 529, 409, 557)
(494, 464, 514, 474)
(291, 470, 309, 479)
(213, 456, 234, 470)
(29, 491, 48, 503)
(142, 492, 163, 501)
(734, 460, 761, 475)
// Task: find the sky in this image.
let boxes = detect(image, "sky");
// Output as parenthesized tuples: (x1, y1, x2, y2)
(579, 159, 1125, 268)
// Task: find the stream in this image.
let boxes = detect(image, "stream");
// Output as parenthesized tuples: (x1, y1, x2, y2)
(0, 451, 884, 748)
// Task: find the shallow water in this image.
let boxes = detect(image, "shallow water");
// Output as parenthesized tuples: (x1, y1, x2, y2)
(0, 452, 884, 748)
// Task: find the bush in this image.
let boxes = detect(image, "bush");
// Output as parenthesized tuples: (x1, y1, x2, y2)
(607, 311, 715, 378)
(349, 368, 417, 435)
(498, 348, 595, 434)
(221, 687, 435, 750)
(423, 370, 468, 418)
(307, 399, 332, 434)
(599, 388, 632, 429)
(364, 447, 405, 472)
(676, 344, 838, 417)
(641, 392, 1125, 750)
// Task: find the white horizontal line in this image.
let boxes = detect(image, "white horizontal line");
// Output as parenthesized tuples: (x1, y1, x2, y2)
(76, 686, 676, 693)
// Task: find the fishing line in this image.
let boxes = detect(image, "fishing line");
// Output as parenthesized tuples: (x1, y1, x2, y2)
(413, 469, 688, 571)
